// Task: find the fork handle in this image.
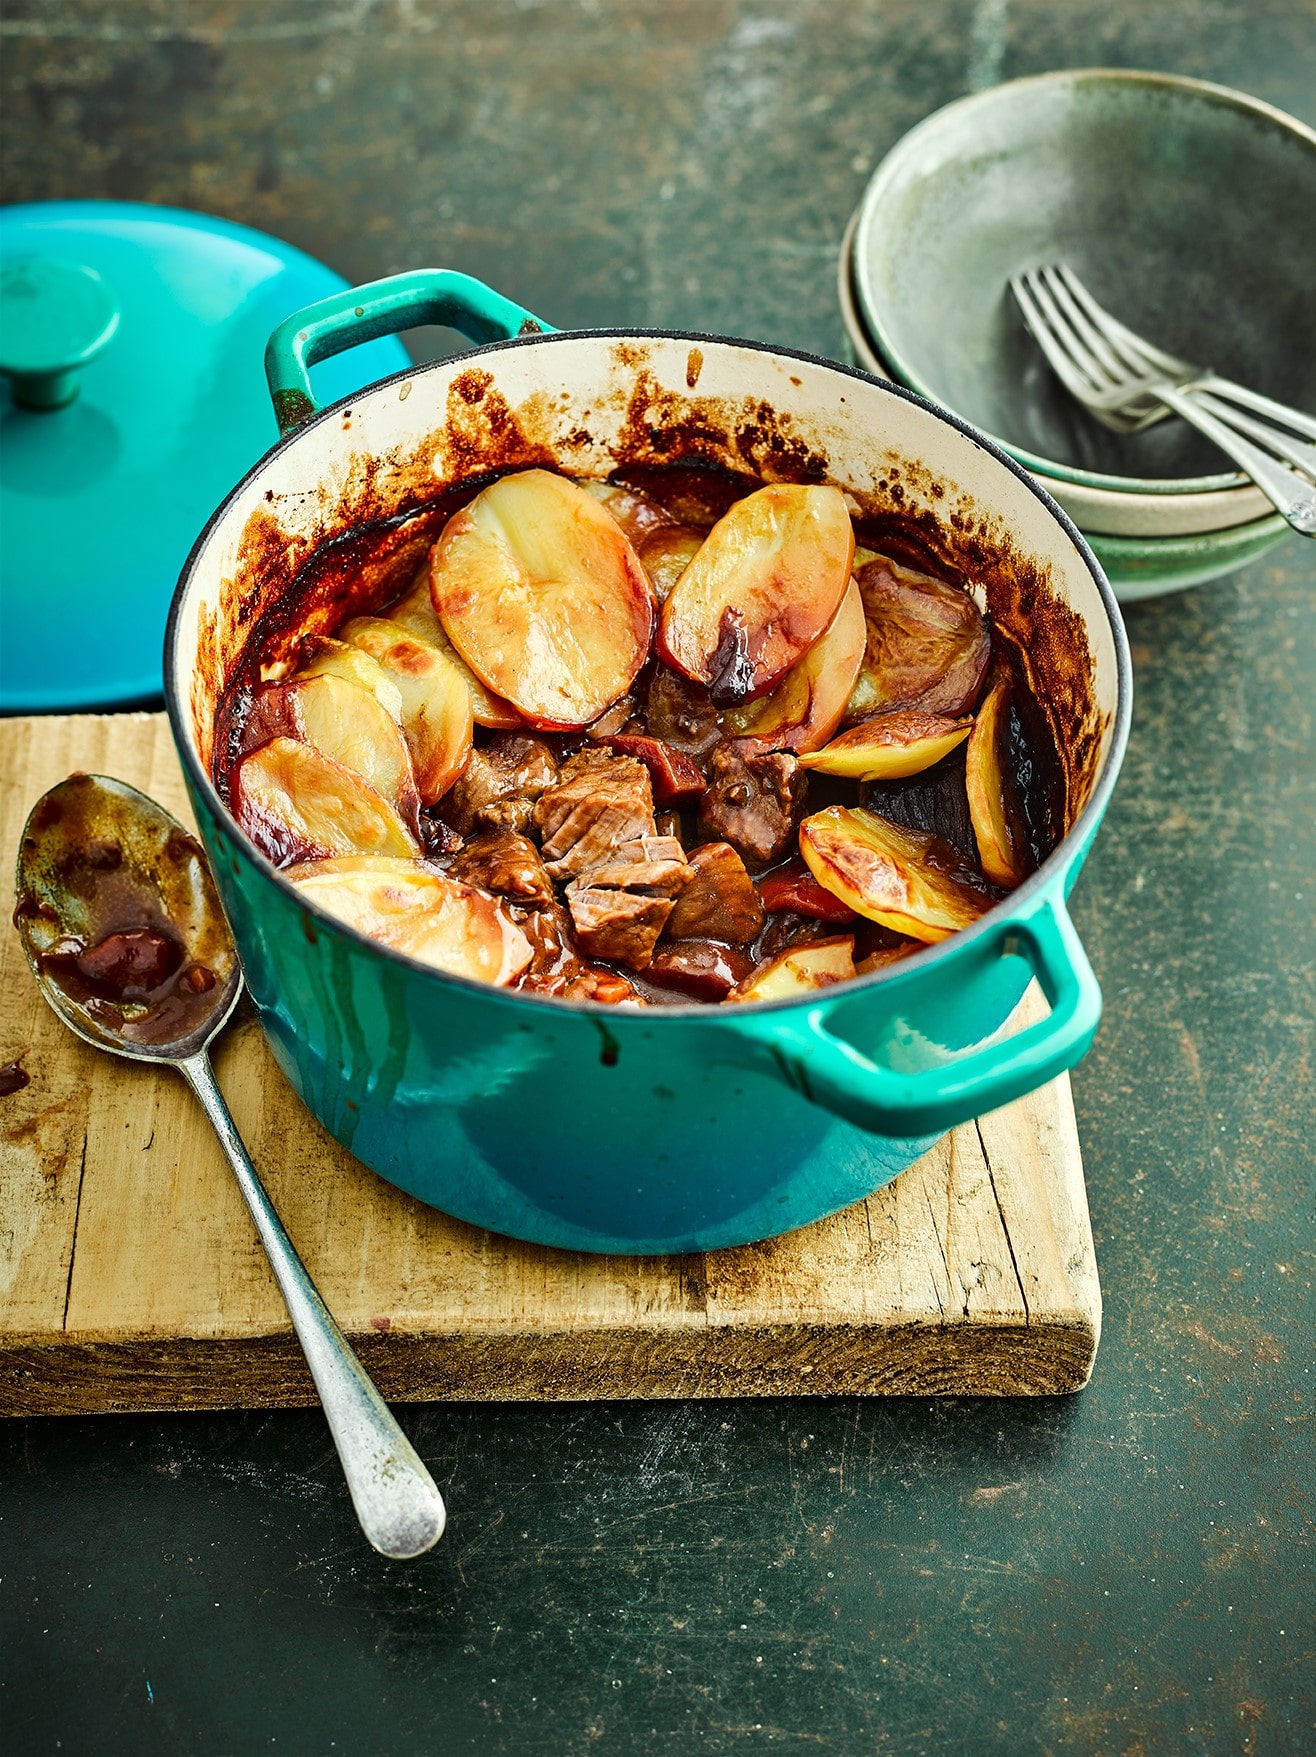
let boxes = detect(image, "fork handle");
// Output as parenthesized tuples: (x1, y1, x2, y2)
(1187, 375, 1316, 443)
(1187, 390, 1316, 480)
(179, 1052, 446, 1558)
(1154, 384, 1316, 537)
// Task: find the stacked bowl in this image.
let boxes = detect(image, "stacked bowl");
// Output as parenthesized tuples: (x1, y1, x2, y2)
(837, 70, 1316, 600)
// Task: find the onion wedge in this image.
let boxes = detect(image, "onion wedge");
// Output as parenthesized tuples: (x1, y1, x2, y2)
(799, 805, 991, 944)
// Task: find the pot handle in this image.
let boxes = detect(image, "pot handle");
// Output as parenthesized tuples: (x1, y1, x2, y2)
(737, 896, 1101, 1137)
(264, 269, 555, 435)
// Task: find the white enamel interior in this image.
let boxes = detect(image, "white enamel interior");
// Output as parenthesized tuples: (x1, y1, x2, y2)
(171, 333, 1121, 821)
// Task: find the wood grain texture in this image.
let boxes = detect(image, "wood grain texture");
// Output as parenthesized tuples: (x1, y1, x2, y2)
(0, 714, 1100, 1413)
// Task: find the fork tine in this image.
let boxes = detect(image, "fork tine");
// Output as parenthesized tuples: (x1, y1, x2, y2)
(1051, 264, 1193, 380)
(1053, 264, 1316, 441)
(1010, 272, 1156, 430)
(1037, 266, 1149, 388)
(1021, 268, 1130, 399)
(1031, 265, 1178, 424)
(1010, 274, 1103, 403)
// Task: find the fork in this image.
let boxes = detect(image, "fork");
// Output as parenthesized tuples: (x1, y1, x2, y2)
(1010, 264, 1316, 537)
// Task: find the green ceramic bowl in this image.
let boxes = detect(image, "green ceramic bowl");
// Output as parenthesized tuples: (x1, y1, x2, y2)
(836, 229, 1291, 599)
(849, 68, 1315, 560)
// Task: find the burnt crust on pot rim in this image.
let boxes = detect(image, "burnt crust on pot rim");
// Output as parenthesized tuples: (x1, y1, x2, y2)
(165, 328, 1132, 1020)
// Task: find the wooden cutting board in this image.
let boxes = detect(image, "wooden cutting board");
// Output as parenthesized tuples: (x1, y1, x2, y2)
(0, 713, 1100, 1414)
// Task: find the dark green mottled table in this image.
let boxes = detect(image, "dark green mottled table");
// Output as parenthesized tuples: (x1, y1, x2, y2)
(2, 4, 1312, 1752)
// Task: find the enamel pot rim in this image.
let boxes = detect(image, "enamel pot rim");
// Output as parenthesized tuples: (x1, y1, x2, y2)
(164, 325, 1133, 1024)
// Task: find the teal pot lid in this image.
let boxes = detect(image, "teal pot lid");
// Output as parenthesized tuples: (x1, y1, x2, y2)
(0, 202, 411, 711)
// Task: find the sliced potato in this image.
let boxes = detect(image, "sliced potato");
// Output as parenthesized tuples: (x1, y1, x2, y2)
(726, 936, 856, 1004)
(298, 638, 404, 723)
(965, 668, 1030, 888)
(798, 711, 972, 780)
(658, 483, 854, 703)
(636, 526, 705, 602)
(429, 468, 656, 729)
(258, 671, 418, 821)
(722, 576, 866, 754)
(232, 738, 417, 866)
(340, 615, 474, 804)
(799, 805, 991, 944)
(577, 479, 675, 546)
(286, 855, 532, 986)
(846, 555, 989, 721)
(388, 565, 523, 729)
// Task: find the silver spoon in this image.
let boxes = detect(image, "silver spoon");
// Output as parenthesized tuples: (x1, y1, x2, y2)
(13, 773, 446, 1559)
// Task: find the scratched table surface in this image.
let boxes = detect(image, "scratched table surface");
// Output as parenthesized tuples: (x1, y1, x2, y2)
(1, 3, 1313, 1752)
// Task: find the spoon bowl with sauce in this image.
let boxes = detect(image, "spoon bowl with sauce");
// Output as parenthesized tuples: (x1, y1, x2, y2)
(14, 773, 446, 1560)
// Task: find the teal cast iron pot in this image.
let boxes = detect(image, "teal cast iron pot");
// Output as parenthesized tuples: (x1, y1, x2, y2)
(164, 270, 1132, 1254)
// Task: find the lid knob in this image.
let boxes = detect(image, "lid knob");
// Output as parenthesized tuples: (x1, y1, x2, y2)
(0, 257, 120, 411)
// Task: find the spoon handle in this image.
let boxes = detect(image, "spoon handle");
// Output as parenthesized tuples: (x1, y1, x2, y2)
(179, 1052, 446, 1558)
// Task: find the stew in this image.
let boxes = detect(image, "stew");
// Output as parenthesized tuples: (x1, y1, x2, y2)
(215, 465, 1064, 1006)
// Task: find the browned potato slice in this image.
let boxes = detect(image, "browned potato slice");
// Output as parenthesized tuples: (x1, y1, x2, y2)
(388, 566, 523, 729)
(726, 935, 856, 1003)
(285, 856, 532, 986)
(798, 711, 972, 779)
(264, 671, 419, 821)
(233, 738, 417, 867)
(799, 805, 991, 944)
(965, 668, 1030, 888)
(430, 468, 656, 729)
(298, 638, 404, 722)
(722, 577, 866, 754)
(340, 616, 474, 804)
(846, 555, 990, 721)
(658, 483, 854, 703)
(636, 526, 705, 602)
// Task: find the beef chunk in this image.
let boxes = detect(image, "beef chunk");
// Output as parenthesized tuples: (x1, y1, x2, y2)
(567, 888, 675, 970)
(646, 666, 722, 758)
(579, 836, 692, 895)
(664, 841, 765, 944)
(449, 828, 553, 907)
(564, 836, 693, 970)
(697, 743, 806, 868)
(419, 813, 464, 857)
(534, 748, 656, 878)
(645, 938, 754, 1002)
(514, 904, 640, 1004)
(759, 909, 837, 960)
(236, 681, 302, 757)
(445, 733, 559, 837)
